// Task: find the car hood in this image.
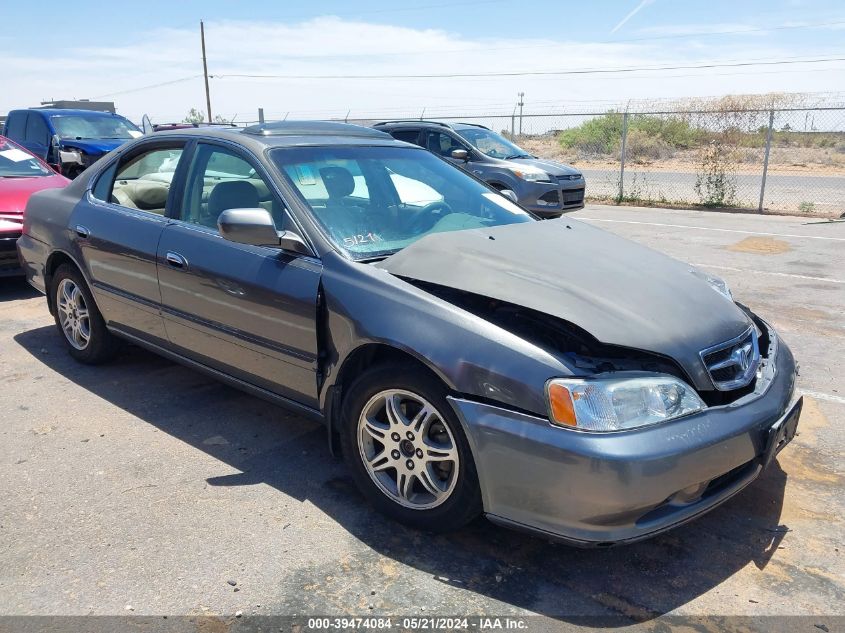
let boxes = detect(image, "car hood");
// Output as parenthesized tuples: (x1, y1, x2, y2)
(0, 173, 69, 217)
(59, 138, 127, 155)
(510, 157, 581, 177)
(377, 220, 751, 389)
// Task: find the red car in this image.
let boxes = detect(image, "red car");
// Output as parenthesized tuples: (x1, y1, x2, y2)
(0, 136, 69, 276)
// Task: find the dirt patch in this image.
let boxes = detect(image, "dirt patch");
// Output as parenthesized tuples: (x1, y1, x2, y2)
(726, 237, 792, 254)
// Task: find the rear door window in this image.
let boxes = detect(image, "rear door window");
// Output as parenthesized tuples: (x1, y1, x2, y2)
(107, 145, 185, 215)
(5, 112, 27, 140)
(389, 129, 422, 146)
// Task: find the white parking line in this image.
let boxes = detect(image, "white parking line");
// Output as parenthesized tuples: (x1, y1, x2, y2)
(691, 263, 845, 285)
(801, 390, 845, 405)
(583, 218, 845, 242)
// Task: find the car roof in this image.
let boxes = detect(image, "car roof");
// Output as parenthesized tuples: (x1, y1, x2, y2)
(153, 121, 410, 150)
(10, 108, 131, 118)
(373, 120, 490, 131)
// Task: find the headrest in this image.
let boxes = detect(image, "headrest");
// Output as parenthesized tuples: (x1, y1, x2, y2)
(319, 166, 355, 199)
(208, 180, 259, 216)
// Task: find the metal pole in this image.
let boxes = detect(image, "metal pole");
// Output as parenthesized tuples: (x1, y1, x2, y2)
(758, 109, 775, 213)
(258, 108, 265, 124)
(200, 21, 212, 123)
(517, 92, 524, 136)
(511, 103, 516, 138)
(618, 111, 629, 203)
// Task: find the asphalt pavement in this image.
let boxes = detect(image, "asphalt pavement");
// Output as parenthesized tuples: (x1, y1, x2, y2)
(0, 205, 843, 627)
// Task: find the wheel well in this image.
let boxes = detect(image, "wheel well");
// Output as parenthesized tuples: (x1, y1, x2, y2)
(44, 252, 79, 314)
(325, 343, 446, 454)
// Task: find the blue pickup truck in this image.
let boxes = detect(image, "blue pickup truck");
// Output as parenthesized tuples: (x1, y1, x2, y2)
(3, 109, 142, 178)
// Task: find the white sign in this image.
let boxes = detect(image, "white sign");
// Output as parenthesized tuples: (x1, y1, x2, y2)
(0, 148, 35, 162)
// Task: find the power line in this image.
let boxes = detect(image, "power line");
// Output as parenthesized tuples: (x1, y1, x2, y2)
(212, 56, 845, 81)
(93, 75, 202, 98)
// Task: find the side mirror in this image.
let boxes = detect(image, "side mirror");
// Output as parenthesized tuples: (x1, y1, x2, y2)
(450, 148, 469, 162)
(217, 208, 311, 256)
(500, 189, 518, 203)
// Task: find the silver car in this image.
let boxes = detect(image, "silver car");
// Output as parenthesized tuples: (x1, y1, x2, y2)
(17, 122, 801, 546)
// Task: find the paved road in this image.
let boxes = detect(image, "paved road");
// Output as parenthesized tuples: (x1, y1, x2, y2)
(583, 169, 845, 215)
(1, 205, 843, 626)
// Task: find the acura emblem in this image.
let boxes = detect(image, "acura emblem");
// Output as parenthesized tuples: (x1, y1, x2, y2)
(731, 343, 753, 371)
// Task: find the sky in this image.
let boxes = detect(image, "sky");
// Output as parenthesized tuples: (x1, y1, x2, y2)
(2, 0, 844, 124)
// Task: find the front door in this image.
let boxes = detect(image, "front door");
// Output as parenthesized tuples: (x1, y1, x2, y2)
(157, 141, 322, 407)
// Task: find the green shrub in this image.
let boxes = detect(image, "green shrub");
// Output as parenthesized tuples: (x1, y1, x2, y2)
(625, 129, 675, 162)
(558, 113, 624, 155)
(558, 112, 706, 156)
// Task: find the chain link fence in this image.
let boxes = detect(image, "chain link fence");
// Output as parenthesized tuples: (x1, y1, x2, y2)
(236, 105, 845, 217)
(422, 107, 845, 217)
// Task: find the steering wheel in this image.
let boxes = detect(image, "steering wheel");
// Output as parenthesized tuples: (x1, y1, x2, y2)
(406, 200, 454, 233)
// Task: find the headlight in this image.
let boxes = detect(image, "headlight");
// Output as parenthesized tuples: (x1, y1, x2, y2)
(58, 149, 84, 166)
(546, 374, 705, 432)
(690, 267, 732, 301)
(506, 165, 551, 182)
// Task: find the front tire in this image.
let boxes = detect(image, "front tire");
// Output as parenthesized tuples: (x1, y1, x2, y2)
(340, 364, 482, 532)
(52, 264, 118, 364)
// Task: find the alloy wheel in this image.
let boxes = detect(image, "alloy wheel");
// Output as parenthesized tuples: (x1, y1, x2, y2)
(357, 389, 460, 510)
(56, 278, 91, 351)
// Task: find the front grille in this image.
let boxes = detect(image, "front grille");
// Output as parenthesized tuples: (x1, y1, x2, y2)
(562, 188, 585, 205)
(700, 327, 760, 391)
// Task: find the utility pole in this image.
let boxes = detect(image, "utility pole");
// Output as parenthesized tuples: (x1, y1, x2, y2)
(201, 20, 212, 124)
(517, 92, 525, 136)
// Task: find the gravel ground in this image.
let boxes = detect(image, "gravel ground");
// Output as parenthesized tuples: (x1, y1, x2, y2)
(0, 205, 843, 627)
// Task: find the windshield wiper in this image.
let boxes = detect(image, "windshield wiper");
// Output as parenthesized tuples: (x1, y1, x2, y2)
(356, 254, 394, 263)
(505, 153, 532, 160)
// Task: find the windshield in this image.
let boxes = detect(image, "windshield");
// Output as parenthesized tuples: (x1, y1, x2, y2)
(271, 145, 533, 260)
(0, 140, 52, 177)
(51, 114, 142, 140)
(457, 128, 531, 159)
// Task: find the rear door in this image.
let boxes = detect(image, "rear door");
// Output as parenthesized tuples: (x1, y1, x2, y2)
(71, 139, 187, 344)
(156, 140, 322, 407)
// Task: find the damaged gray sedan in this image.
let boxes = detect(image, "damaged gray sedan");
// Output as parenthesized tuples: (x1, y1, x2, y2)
(17, 122, 801, 546)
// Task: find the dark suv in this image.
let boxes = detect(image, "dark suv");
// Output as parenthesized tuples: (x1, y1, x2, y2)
(374, 120, 585, 218)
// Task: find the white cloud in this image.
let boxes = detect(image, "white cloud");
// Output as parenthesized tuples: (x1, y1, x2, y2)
(1, 17, 840, 124)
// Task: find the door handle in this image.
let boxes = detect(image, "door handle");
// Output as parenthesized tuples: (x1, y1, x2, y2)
(75, 225, 90, 239)
(165, 252, 187, 269)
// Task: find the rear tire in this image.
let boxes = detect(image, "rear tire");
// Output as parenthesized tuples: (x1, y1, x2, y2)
(51, 264, 119, 364)
(340, 364, 482, 532)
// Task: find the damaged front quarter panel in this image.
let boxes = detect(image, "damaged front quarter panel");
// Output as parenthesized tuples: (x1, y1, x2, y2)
(317, 251, 575, 418)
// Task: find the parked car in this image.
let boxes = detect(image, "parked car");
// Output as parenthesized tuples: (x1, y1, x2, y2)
(373, 120, 585, 218)
(17, 122, 800, 546)
(3, 109, 142, 179)
(0, 136, 69, 276)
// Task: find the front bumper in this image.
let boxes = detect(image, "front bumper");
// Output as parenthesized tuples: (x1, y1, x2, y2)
(0, 229, 23, 277)
(517, 178, 586, 218)
(448, 330, 798, 546)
